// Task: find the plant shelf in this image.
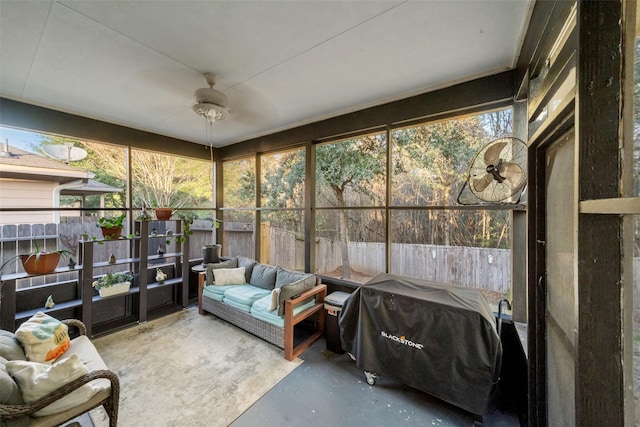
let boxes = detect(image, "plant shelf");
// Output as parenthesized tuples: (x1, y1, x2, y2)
(15, 299, 83, 322)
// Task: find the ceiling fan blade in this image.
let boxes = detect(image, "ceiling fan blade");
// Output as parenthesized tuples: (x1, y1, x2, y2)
(472, 173, 494, 192)
(484, 141, 507, 166)
(499, 162, 524, 188)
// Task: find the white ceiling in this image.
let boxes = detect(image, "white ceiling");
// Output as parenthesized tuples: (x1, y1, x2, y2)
(0, 1, 533, 148)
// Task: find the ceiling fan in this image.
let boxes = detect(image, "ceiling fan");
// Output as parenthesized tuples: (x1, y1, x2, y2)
(193, 73, 228, 122)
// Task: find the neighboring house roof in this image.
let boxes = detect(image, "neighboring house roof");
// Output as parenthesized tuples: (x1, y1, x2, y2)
(0, 145, 90, 184)
(0, 145, 122, 196)
(60, 179, 122, 196)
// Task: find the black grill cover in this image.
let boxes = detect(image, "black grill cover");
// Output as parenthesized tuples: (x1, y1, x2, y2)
(339, 273, 502, 415)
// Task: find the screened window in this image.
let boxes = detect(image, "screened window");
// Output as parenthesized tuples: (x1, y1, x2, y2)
(222, 158, 256, 259)
(259, 148, 305, 270)
(389, 110, 514, 312)
(314, 132, 386, 281)
(261, 148, 305, 208)
(316, 133, 386, 208)
(223, 158, 255, 208)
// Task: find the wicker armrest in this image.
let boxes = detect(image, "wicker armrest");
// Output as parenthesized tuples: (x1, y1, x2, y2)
(61, 319, 87, 336)
(0, 369, 119, 421)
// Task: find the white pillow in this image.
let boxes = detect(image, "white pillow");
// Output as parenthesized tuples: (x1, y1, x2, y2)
(6, 353, 100, 416)
(16, 312, 70, 362)
(212, 267, 246, 286)
(268, 288, 281, 311)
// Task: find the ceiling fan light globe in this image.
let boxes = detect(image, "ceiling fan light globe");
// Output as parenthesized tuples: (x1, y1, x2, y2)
(193, 102, 228, 122)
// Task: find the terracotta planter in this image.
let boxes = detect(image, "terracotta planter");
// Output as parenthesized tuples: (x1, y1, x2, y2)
(100, 226, 122, 240)
(155, 208, 173, 220)
(20, 252, 61, 275)
(98, 281, 131, 297)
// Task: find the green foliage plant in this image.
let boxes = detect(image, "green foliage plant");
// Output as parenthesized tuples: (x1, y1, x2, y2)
(98, 214, 126, 229)
(97, 214, 126, 241)
(1, 241, 71, 274)
(92, 271, 133, 290)
(172, 211, 195, 243)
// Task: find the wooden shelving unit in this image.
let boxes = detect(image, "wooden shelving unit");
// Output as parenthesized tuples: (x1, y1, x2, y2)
(1, 220, 189, 335)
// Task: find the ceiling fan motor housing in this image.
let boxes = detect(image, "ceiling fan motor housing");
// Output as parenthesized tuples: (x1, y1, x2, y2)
(193, 73, 229, 121)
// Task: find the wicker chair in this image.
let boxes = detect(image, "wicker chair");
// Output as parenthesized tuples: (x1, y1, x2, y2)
(0, 319, 120, 427)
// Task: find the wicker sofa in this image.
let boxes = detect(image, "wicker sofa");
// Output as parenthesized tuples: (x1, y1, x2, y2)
(0, 319, 119, 427)
(198, 257, 326, 361)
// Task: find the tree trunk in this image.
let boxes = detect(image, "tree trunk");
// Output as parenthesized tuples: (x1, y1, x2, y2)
(336, 188, 351, 279)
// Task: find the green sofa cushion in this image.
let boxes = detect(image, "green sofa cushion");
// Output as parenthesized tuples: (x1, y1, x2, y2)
(277, 274, 316, 316)
(249, 264, 278, 290)
(205, 257, 238, 285)
(275, 267, 309, 288)
(0, 356, 24, 406)
(224, 285, 271, 307)
(237, 257, 258, 284)
(222, 297, 253, 313)
(251, 294, 317, 327)
(202, 284, 243, 302)
(0, 330, 26, 361)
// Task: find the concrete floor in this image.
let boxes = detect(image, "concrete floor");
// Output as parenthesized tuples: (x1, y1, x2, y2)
(231, 338, 521, 427)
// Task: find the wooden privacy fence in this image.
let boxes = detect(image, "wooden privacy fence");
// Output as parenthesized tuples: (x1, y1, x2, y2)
(3, 222, 511, 294)
(262, 226, 511, 294)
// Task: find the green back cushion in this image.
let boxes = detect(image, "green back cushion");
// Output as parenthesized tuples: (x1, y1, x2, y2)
(277, 274, 316, 316)
(206, 257, 238, 285)
(0, 330, 26, 361)
(275, 267, 308, 288)
(237, 257, 258, 284)
(249, 263, 278, 290)
(0, 356, 24, 406)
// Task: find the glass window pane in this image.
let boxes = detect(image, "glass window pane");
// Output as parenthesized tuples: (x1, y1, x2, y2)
(260, 210, 304, 270)
(261, 148, 305, 208)
(633, 245, 640, 421)
(131, 149, 212, 211)
(0, 129, 128, 224)
(222, 210, 254, 259)
(635, 37, 640, 196)
(390, 209, 511, 312)
(391, 110, 512, 206)
(316, 133, 386, 208)
(315, 209, 386, 283)
(223, 158, 255, 208)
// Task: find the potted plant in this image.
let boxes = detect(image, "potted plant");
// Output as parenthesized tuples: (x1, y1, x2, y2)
(92, 271, 134, 297)
(154, 207, 173, 221)
(0, 242, 71, 276)
(98, 214, 126, 240)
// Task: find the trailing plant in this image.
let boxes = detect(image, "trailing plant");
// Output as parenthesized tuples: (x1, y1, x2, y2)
(172, 211, 195, 243)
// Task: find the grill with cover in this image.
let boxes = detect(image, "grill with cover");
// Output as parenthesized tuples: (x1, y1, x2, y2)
(339, 273, 502, 415)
